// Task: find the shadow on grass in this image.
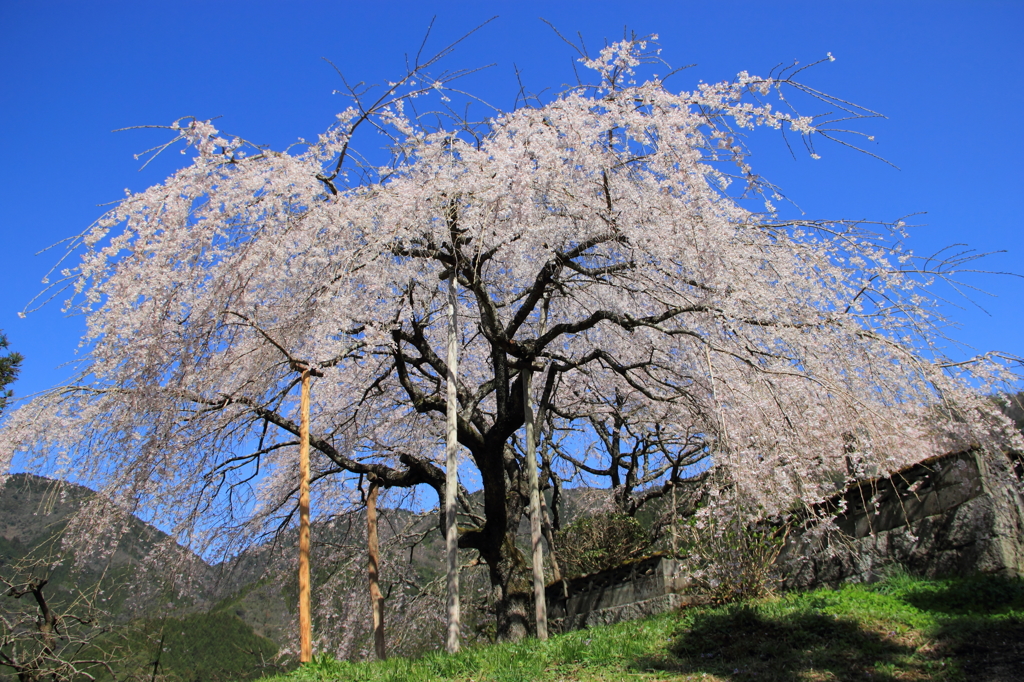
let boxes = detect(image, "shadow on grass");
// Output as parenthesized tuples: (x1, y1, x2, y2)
(650, 605, 929, 681)
(935, 618, 1024, 682)
(897, 573, 1024, 616)
(896, 574, 1024, 682)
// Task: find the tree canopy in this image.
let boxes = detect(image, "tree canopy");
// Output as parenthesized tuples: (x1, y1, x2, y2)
(1, 36, 1019, 642)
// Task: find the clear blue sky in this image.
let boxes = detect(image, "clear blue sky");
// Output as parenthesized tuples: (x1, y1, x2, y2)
(2, 0, 1022, 402)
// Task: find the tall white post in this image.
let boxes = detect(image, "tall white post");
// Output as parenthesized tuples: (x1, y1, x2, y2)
(444, 272, 461, 654)
(523, 367, 548, 640)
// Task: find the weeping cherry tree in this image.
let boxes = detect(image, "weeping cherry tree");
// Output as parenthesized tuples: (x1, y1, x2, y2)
(1, 34, 1020, 643)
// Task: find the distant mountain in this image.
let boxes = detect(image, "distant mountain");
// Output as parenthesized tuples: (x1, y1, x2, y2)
(0, 471, 630, 674)
(0, 473, 467, 668)
(0, 473, 228, 614)
(0, 474, 282, 681)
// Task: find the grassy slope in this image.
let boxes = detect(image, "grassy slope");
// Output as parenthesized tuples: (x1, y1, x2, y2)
(264, 572, 1023, 682)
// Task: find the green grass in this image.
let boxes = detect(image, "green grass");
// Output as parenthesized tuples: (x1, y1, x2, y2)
(262, 571, 1024, 681)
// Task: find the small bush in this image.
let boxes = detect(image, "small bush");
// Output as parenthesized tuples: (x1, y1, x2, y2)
(683, 510, 785, 603)
(554, 512, 652, 578)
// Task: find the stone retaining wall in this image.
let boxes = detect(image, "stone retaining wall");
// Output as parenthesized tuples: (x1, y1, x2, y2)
(542, 448, 1024, 632)
(545, 555, 703, 633)
(780, 448, 1024, 589)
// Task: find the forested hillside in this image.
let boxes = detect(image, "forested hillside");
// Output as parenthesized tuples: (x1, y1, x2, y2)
(0, 474, 280, 680)
(0, 471, 643, 676)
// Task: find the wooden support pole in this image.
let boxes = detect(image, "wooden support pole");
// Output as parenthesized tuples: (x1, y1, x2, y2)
(539, 487, 567, 599)
(523, 368, 548, 640)
(444, 272, 461, 654)
(671, 474, 679, 559)
(367, 477, 386, 660)
(298, 369, 312, 663)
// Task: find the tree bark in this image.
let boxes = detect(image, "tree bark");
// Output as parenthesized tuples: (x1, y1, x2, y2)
(28, 580, 57, 657)
(366, 477, 386, 660)
(489, 531, 531, 642)
(457, 441, 531, 642)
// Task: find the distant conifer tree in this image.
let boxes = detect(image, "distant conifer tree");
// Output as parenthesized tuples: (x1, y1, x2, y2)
(0, 331, 22, 416)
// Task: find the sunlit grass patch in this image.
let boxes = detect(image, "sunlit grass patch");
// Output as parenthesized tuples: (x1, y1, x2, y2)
(265, 573, 1024, 681)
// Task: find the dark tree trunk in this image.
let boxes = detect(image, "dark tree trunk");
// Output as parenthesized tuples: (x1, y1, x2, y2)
(488, 531, 531, 642)
(487, 461, 533, 642)
(458, 436, 534, 642)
